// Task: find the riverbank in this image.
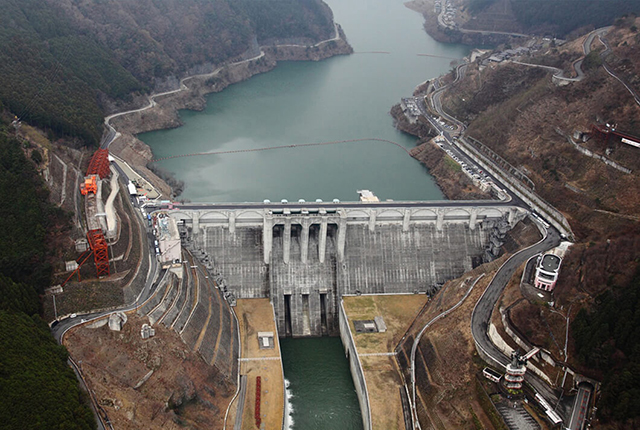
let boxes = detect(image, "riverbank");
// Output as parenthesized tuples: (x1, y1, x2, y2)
(390, 103, 489, 200)
(107, 26, 353, 199)
(405, 0, 519, 46)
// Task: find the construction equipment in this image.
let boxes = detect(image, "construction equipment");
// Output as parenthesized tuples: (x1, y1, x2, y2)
(86, 148, 111, 179)
(87, 229, 110, 277)
(591, 123, 640, 148)
(79, 149, 111, 195)
(80, 175, 98, 195)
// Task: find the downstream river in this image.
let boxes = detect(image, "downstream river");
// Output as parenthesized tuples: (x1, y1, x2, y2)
(140, 0, 470, 427)
(280, 337, 364, 430)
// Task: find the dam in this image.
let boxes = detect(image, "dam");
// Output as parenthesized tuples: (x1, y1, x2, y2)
(134, 0, 482, 424)
(163, 201, 526, 337)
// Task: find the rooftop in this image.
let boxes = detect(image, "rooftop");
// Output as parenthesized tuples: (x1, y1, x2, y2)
(540, 254, 561, 272)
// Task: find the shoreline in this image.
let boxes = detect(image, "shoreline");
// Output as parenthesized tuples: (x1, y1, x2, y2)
(105, 24, 353, 199)
(404, 0, 523, 46)
(390, 104, 489, 200)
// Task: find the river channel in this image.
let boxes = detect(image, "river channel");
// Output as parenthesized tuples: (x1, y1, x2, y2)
(140, 0, 470, 427)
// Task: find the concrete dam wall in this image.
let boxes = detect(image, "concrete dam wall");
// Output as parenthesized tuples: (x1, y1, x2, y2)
(176, 204, 524, 337)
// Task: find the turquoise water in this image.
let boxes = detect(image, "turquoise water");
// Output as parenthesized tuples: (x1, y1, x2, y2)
(280, 337, 364, 430)
(139, 0, 470, 203)
(139, 0, 473, 426)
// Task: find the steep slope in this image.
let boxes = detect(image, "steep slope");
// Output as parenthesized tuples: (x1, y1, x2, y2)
(437, 20, 640, 427)
(0, 0, 339, 145)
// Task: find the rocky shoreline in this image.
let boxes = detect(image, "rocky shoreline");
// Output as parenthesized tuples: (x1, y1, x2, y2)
(107, 26, 353, 199)
(390, 103, 489, 200)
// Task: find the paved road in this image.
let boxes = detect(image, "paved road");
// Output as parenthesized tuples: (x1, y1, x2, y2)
(471, 225, 561, 403)
(148, 198, 522, 212)
(50, 212, 160, 430)
(99, 23, 342, 151)
(410, 276, 482, 425)
(416, 73, 531, 211)
(509, 27, 610, 83)
(571, 26, 613, 82)
(430, 63, 468, 132)
(51, 252, 160, 343)
(510, 60, 583, 83)
(458, 28, 529, 38)
(597, 32, 640, 107)
(568, 383, 592, 430)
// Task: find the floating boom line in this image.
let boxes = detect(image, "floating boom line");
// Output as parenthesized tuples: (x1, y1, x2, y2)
(152, 138, 412, 162)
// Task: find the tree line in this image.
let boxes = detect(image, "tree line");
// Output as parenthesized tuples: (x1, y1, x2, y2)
(0, 0, 336, 147)
(572, 270, 640, 423)
(466, 0, 640, 37)
(0, 118, 95, 429)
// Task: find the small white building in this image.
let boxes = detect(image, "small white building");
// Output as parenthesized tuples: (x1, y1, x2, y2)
(357, 189, 380, 202)
(154, 212, 182, 269)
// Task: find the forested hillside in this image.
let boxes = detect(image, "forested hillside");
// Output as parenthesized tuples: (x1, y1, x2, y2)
(466, 0, 640, 37)
(573, 272, 640, 422)
(0, 115, 94, 429)
(0, 0, 336, 146)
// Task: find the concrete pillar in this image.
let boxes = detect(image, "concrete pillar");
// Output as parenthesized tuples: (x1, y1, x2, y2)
(263, 215, 273, 264)
(508, 208, 517, 225)
(469, 208, 478, 231)
(403, 209, 411, 232)
(301, 219, 310, 264)
(228, 212, 236, 235)
(337, 212, 347, 262)
(283, 218, 292, 264)
(191, 213, 200, 236)
(319, 217, 328, 264)
(202, 225, 207, 248)
(436, 209, 444, 231)
(368, 209, 377, 233)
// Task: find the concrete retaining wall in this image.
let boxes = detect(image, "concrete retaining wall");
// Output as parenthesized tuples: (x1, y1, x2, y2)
(339, 301, 372, 430)
(488, 323, 552, 385)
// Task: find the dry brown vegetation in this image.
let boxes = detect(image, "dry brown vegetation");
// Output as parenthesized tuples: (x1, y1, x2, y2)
(433, 20, 640, 427)
(393, 220, 542, 430)
(65, 314, 235, 429)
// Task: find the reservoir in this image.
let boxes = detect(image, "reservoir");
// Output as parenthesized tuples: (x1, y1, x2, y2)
(139, 0, 470, 427)
(140, 0, 469, 203)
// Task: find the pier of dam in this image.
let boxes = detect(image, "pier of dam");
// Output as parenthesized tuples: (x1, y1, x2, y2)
(160, 201, 527, 338)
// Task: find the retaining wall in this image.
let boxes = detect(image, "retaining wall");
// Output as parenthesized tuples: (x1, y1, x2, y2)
(339, 300, 372, 430)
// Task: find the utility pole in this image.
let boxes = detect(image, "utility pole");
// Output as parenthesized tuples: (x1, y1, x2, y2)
(52, 293, 58, 320)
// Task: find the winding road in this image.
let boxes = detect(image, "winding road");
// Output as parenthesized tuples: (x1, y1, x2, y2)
(508, 26, 611, 84)
(99, 23, 342, 150)
(409, 275, 484, 428)
(471, 224, 561, 402)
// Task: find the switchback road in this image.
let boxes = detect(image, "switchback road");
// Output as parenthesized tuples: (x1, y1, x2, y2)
(471, 225, 561, 402)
